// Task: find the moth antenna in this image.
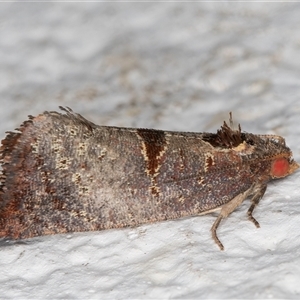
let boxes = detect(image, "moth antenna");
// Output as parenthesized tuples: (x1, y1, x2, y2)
(229, 112, 242, 133)
(229, 112, 233, 129)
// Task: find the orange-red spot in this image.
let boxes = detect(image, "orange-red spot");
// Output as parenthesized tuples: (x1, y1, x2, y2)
(270, 158, 290, 178)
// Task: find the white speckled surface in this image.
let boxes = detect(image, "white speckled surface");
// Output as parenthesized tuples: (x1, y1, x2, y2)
(1, 3, 300, 299)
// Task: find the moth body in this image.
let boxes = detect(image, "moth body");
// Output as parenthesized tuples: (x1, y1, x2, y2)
(0, 108, 298, 249)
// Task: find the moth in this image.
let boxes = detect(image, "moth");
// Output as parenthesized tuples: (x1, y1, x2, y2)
(0, 107, 298, 250)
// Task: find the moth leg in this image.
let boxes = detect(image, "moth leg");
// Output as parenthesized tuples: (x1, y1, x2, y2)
(211, 214, 224, 250)
(211, 188, 252, 250)
(247, 184, 267, 228)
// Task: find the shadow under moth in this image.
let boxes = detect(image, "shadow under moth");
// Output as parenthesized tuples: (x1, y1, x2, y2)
(0, 107, 298, 250)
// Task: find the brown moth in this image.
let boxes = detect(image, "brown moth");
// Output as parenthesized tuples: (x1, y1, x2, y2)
(0, 107, 298, 250)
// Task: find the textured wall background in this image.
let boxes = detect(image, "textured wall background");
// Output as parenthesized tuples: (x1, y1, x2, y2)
(1, 3, 300, 299)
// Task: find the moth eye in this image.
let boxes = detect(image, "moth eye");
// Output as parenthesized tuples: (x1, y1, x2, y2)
(270, 157, 290, 178)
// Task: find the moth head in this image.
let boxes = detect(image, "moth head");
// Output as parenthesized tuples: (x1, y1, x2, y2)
(256, 134, 299, 179)
(242, 133, 299, 179)
(202, 116, 299, 180)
